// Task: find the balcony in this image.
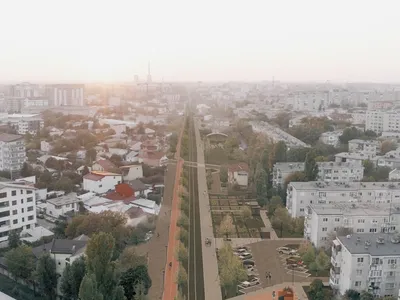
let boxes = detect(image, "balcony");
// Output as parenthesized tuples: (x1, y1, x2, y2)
(329, 276, 339, 288)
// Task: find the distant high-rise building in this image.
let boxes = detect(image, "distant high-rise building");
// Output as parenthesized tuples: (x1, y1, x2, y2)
(134, 75, 139, 83)
(46, 84, 85, 106)
(10, 82, 42, 98)
(147, 61, 152, 83)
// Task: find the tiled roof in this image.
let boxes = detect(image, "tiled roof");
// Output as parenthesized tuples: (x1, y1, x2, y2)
(0, 133, 23, 142)
(95, 159, 117, 172)
(228, 162, 249, 173)
(83, 173, 105, 181)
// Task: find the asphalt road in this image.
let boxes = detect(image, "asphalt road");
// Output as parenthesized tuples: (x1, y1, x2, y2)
(187, 117, 205, 300)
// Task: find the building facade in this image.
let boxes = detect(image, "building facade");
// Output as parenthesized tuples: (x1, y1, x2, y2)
(0, 134, 26, 171)
(319, 131, 343, 147)
(47, 84, 85, 106)
(0, 182, 36, 242)
(330, 233, 400, 298)
(287, 181, 400, 218)
(317, 162, 364, 183)
(348, 139, 381, 158)
(83, 172, 122, 194)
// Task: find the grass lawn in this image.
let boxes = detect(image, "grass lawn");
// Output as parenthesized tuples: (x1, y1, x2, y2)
(0, 274, 41, 300)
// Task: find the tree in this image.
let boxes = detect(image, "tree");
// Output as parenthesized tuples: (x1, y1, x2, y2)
(298, 240, 313, 256)
(119, 265, 151, 300)
(301, 247, 316, 266)
(86, 148, 97, 164)
(5, 244, 35, 280)
(360, 291, 374, 300)
(54, 176, 74, 193)
(133, 281, 149, 300)
(381, 140, 397, 155)
(220, 167, 228, 183)
(117, 246, 147, 273)
(305, 149, 318, 180)
(86, 232, 118, 299)
(20, 162, 34, 177)
(255, 163, 268, 206)
(273, 141, 287, 163)
(176, 265, 188, 293)
(339, 127, 364, 144)
(344, 289, 360, 300)
(267, 196, 283, 216)
(287, 147, 310, 162)
(271, 207, 293, 233)
(218, 214, 235, 238)
(285, 171, 307, 185)
(113, 286, 127, 300)
(308, 279, 325, 300)
(61, 256, 86, 300)
(82, 165, 90, 176)
(178, 227, 188, 246)
(177, 213, 189, 230)
(241, 206, 252, 219)
(8, 229, 21, 249)
(110, 154, 123, 167)
(363, 160, 374, 176)
(79, 273, 104, 300)
(176, 242, 188, 266)
(326, 227, 353, 247)
(36, 253, 57, 300)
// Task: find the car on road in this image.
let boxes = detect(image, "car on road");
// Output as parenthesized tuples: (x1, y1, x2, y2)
(277, 247, 298, 255)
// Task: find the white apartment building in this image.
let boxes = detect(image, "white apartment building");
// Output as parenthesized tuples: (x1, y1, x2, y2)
(319, 130, 343, 147)
(0, 114, 44, 135)
(0, 181, 36, 242)
(290, 91, 330, 112)
(348, 139, 381, 158)
(335, 152, 370, 166)
(366, 111, 400, 134)
(330, 233, 400, 298)
(47, 84, 85, 106)
(83, 171, 122, 194)
(304, 203, 399, 248)
(317, 161, 364, 183)
(286, 181, 400, 218)
(273, 162, 305, 188)
(273, 161, 363, 188)
(0, 134, 26, 171)
(23, 98, 49, 108)
(10, 82, 42, 98)
(351, 112, 366, 125)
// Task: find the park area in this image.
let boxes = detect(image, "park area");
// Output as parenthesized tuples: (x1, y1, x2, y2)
(210, 197, 264, 238)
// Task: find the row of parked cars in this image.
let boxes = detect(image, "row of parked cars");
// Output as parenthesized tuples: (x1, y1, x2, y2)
(234, 246, 260, 289)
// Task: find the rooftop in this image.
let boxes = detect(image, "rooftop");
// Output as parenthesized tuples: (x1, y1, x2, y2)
(46, 193, 79, 206)
(338, 233, 400, 256)
(0, 133, 23, 142)
(228, 162, 249, 173)
(290, 181, 400, 191)
(349, 139, 381, 145)
(310, 203, 400, 216)
(334, 152, 371, 160)
(274, 162, 304, 172)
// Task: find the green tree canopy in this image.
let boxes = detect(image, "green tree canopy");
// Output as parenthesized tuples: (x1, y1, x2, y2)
(36, 253, 58, 300)
(5, 245, 35, 280)
(119, 265, 152, 300)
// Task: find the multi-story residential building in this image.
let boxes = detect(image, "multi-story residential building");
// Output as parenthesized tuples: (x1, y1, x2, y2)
(335, 152, 370, 166)
(0, 180, 36, 242)
(9, 82, 42, 98)
(45, 193, 80, 219)
(290, 91, 330, 112)
(366, 111, 400, 134)
(0, 113, 44, 135)
(319, 130, 343, 147)
(304, 203, 399, 248)
(46, 84, 85, 106)
(273, 161, 363, 188)
(0, 134, 26, 172)
(389, 169, 400, 181)
(351, 112, 366, 125)
(348, 139, 381, 158)
(4, 97, 24, 113)
(273, 162, 305, 188)
(317, 161, 364, 183)
(286, 181, 400, 218)
(23, 97, 49, 108)
(330, 233, 400, 298)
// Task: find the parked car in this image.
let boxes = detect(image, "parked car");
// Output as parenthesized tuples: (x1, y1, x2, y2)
(238, 253, 253, 260)
(235, 246, 249, 251)
(240, 278, 259, 288)
(277, 247, 298, 255)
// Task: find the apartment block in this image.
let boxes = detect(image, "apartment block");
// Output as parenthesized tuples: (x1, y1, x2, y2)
(330, 233, 400, 298)
(0, 134, 26, 171)
(366, 111, 400, 134)
(304, 203, 399, 248)
(348, 139, 381, 158)
(335, 152, 369, 166)
(286, 181, 400, 218)
(273, 161, 363, 188)
(47, 84, 85, 106)
(0, 181, 36, 242)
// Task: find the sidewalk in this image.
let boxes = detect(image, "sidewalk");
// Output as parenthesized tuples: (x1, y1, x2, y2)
(194, 119, 223, 300)
(259, 210, 279, 240)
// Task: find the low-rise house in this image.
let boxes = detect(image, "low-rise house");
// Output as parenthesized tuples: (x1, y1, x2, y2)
(126, 151, 140, 163)
(105, 148, 128, 158)
(376, 156, 400, 169)
(131, 198, 160, 215)
(45, 193, 80, 219)
(319, 130, 343, 147)
(228, 162, 249, 187)
(131, 142, 142, 152)
(120, 164, 143, 181)
(139, 151, 166, 167)
(389, 168, 400, 181)
(40, 141, 53, 153)
(105, 183, 136, 203)
(92, 159, 118, 172)
(83, 171, 122, 194)
(128, 179, 147, 197)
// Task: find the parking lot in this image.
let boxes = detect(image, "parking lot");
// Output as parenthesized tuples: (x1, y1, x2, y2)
(232, 245, 262, 294)
(248, 240, 312, 289)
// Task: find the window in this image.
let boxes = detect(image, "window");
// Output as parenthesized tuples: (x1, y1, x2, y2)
(385, 283, 395, 289)
(322, 227, 327, 232)
(20, 199, 23, 204)
(27, 190, 32, 194)
(66, 204, 70, 208)
(388, 259, 397, 265)
(355, 281, 361, 287)
(22, 217, 24, 222)
(357, 258, 364, 263)
(27, 206, 33, 212)
(0, 192, 6, 198)
(0, 211, 10, 218)
(323, 218, 328, 222)
(335, 218, 340, 222)
(20, 190, 23, 194)
(55, 205, 61, 209)
(11, 191, 16, 196)
(300, 208, 304, 212)
(358, 219, 365, 223)
(12, 200, 16, 206)
(12, 210, 17, 215)
(356, 270, 362, 275)
(28, 215, 34, 221)
(99, 185, 102, 188)
(12, 219, 17, 224)
(26, 224, 30, 229)
(27, 197, 33, 202)
(356, 229, 364, 233)
(370, 228, 377, 233)
(21, 208, 24, 213)
(372, 258, 380, 264)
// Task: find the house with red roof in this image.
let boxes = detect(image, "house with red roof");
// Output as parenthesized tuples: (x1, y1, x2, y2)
(228, 162, 249, 187)
(83, 171, 122, 194)
(92, 159, 117, 173)
(105, 183, 136, 203)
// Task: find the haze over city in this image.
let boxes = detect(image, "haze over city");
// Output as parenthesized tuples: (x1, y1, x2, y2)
(1, 0, 400, 83)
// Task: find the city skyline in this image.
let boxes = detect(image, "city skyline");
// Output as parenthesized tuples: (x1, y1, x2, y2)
(1, 0, 400, 83)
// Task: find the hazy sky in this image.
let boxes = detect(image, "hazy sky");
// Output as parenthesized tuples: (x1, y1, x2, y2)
(1, 0, 400, 83)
